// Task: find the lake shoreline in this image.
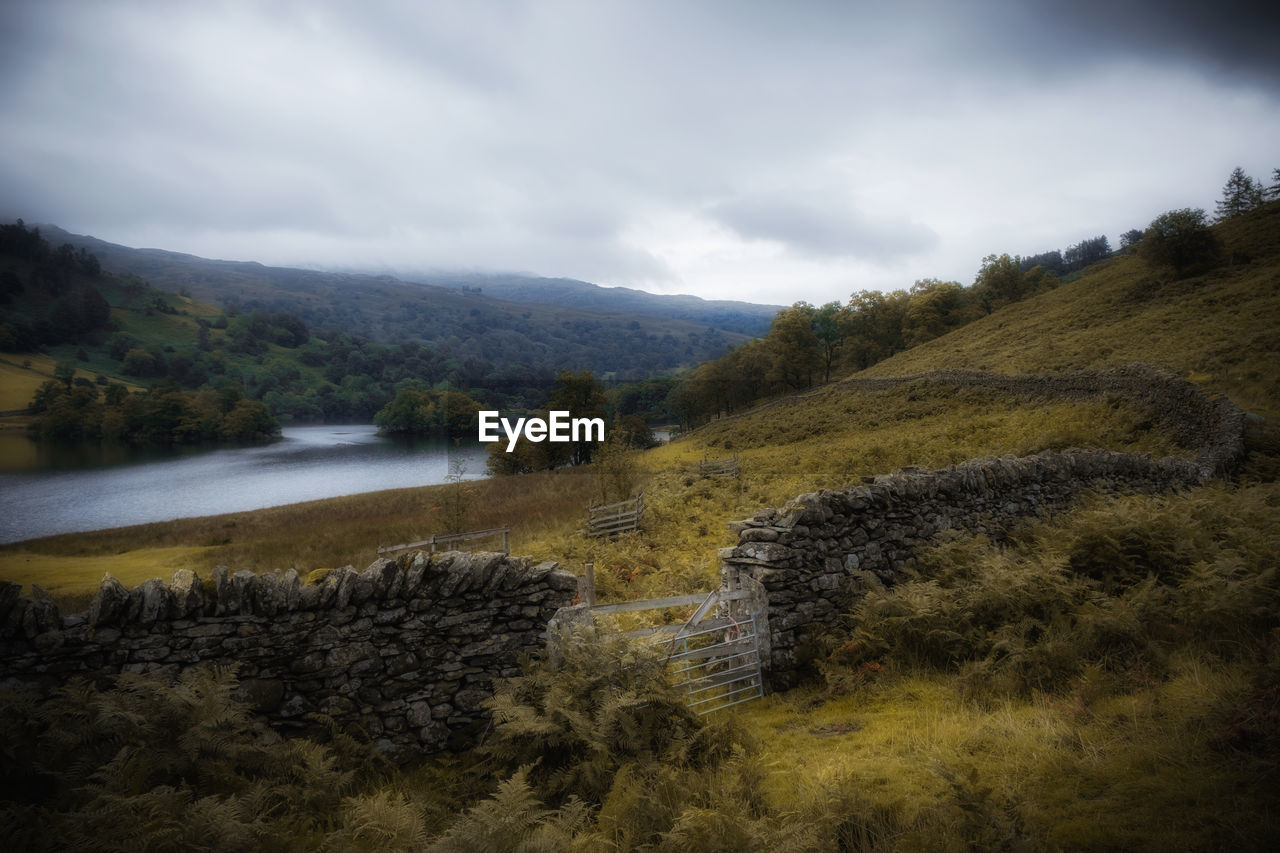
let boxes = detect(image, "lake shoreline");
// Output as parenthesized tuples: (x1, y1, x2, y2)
(0, 425, 490, 544)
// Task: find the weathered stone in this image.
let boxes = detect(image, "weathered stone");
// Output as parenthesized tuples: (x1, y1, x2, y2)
(228, 570, 256, 615)
(2, 370, 1241, 760)
(169, 569, 203, 619)
(0, 581, 20, 627)
(90, 575, 130, 627)
(404, 551, 429, 595)
(253, 571, 282, 616)
(738, 541, 791, 563)
(277, 569, 300, 611)
(332, 566, 356, 609)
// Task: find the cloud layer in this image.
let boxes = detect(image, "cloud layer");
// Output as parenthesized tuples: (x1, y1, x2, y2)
(2, 0, 1277, 304)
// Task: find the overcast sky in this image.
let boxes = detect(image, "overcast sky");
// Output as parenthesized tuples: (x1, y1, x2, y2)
(2, 0, 1277, 306)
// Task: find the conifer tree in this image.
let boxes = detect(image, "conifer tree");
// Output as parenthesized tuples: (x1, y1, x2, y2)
(1265, 167, 1280, 202)
(1215, 166, 1263, 220)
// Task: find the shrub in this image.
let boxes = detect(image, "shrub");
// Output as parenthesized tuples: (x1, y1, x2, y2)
(841, 486, 1280, 694)
(480, 628, 745, 806)
(0, 666, 392, 852)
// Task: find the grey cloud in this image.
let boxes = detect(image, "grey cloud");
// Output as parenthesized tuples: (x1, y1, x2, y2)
(0, 0, 1277, 307)
(709, 194, 939, 263)
(1036, 0, 1280, 91)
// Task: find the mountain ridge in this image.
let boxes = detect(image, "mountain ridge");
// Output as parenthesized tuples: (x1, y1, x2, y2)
(33, 224, 780, 379)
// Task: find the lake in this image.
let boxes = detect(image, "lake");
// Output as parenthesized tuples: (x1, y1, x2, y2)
(0, 426, 489, 544)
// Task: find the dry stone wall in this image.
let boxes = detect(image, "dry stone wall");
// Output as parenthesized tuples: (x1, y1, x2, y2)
(720, 366, 1246, 688)
(0, 551, 577, 759)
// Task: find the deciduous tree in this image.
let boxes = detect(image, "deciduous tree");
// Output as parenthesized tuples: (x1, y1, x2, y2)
(1139, 208, 1221, 278)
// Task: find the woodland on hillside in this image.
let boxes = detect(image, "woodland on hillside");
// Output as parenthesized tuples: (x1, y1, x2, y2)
(665, 167, 1280, 428)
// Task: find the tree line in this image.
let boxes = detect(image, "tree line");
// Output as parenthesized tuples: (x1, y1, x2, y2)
(658, 167, 1278, 429)
(29, 371, 277, 445)
(664, 254, 1058, 428)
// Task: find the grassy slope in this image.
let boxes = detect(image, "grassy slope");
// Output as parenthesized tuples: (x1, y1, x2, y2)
(703, 206, 1280, 848)
(860, 201, 1280, 415)
(0, 278, 334, 436)
(2, 205, 1278, 847)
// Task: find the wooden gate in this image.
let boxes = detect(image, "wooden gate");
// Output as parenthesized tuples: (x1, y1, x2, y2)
(553, 568, 770, 715)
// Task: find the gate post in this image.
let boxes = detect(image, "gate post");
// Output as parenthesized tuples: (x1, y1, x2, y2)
(720, 551, 771, 691)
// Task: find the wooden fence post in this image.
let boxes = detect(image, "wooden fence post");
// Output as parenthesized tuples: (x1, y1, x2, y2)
(582, 563, 596, 608)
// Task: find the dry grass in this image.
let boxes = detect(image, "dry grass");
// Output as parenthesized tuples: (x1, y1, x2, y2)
(0, 546, 214, 612)
(859, 204, 1280, 417)
(735, 653, 1276, 850)
(0, 377, 1195, 615)
(0, 467, 600, 609)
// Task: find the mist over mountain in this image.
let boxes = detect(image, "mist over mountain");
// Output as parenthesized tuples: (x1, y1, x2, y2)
(37, 225, 780, 379)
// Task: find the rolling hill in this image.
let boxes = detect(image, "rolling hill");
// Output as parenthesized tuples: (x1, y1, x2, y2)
(35, 225, 780, 380)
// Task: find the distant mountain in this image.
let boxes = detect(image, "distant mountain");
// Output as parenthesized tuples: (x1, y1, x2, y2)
(37, 226, 780, 380)
(390, 271, 781, 337)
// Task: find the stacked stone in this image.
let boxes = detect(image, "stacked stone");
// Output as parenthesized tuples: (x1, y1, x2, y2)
(723, 448, 1215, 688)
(0, 551, 577, 760)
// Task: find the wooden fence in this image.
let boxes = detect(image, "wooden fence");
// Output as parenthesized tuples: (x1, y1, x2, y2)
(699, 455, 739, 477)
(587, 491, 644, 537)
(377, 526, 510, 557)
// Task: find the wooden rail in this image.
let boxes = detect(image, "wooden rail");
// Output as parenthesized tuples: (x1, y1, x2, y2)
(377, 526, 510, 557)
(587, 490, 644, 537)
(699, 455, 739, 477)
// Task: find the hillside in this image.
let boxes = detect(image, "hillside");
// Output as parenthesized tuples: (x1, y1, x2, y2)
(403, 270, 781, 335)
(859, 201, 1280, 415)
(36, 225, 773, 380)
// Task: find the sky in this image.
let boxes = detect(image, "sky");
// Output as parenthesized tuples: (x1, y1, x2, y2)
(2, 0, 1277, 306)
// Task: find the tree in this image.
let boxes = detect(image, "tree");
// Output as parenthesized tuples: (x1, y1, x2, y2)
(54, 360, 76, 388)
(1265, 167, 1280, 203)
(844, 289, 908, 369)
(549, 371, 607, 465)
(904, 279, 966, 347)
(1119, 229, 1145, 252)
(440, 457, 473, 534)
(373, 388, 481, 438)
(593, 429, 641, 505)
(219, 399, 279, 442)
(811, 301, 850, 384)
(973, 253, 1024, 306)
(1215, 166, 1263, 221)
(1063, 235, 1111, 271)
(767, 303, 820, 390)
(1139, 208, 1222, 278)
(120, 348, 159, 377)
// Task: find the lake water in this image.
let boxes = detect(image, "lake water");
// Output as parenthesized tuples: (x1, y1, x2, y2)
(0, 426, 489, 544)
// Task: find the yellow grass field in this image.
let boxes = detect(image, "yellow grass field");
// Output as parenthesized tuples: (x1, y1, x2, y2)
(1, 546, 213, 602)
